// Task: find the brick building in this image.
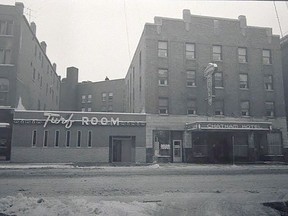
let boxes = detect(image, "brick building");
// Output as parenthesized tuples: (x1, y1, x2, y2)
(281, 35, 288, 124)
(126, 10, 287, 163)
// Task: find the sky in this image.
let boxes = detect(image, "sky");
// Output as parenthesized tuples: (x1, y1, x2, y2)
(1, 0, 288, 82)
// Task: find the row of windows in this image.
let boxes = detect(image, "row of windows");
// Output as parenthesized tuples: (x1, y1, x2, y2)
(81, 105, 114, 112)
(81, 93, 114, 104)
(158, 98, 275, 117)
(32, 130, 93, 148)
(102, 92, 113, 102)
(158, 41, 272, 64)
(158, 69, 274, 90)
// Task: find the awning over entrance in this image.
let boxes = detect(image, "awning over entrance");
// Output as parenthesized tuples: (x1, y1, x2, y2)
(185, 121, 272, 131)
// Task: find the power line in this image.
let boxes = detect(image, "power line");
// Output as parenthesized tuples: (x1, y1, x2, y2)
(273, 1, 283, 38)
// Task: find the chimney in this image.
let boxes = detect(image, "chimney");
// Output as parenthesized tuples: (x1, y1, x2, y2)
(40, 41, 47, 54)
(52, 63, 57, 72)
(183, 9, 191, 31)
(238, 15, 247, 28)
(15, 2, 24, 15)
(30, 22, 36, 35)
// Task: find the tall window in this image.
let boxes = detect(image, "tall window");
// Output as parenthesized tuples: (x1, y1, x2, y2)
(66, 131, 70, 147)
(0, 49, 11, 64)
(214, 72, 223, 88)
(186, 43, 195, 59)
(158, 69, 168, 86)
(187, 100, 196, 115)
(54, 130, 59, 147)
(263, 49, 271, 64)
(214, 100, 224, 116)
(77, 131, 81, 148)
(158, 41, 168, 57)
(159, 98, 168, 114)
(102, 93, 107, 102)
(108, 93, 113, 101)
(239, 74, 248, 89)
(241, 101, 250, 116)
(108, 105, 113, 112)
(212, 45, 222, 61)
(264, 75, 273, 90)
(238, 47, 247, 63)
(267, 133, 282, 155)
(265, 102, 274, 117)
(32, 130, 37, 147)
(186, 71, 196, 87)
(87, 94, 92, 103)
(43, 130, 48, 147)
(81, 95, 86, 103)
(0, 78, 9, 106)
(0, 20, 13, 35)
(88, 131, 92, 147)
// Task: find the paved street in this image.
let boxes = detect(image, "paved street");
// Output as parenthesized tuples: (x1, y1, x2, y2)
(0, 164, 288, 215)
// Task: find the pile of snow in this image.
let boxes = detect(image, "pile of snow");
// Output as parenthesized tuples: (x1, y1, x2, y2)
(0, 193, 157, 216)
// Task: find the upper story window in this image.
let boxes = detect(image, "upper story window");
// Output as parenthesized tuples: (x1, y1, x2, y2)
(214, 100, 224, 116)
(238, 47, 247, 63)
(186, 71, 196, 87)
(241, 101, 250, 116)
(186, 43, 195, 60)
(212, 45, 222, 61)
(0, 78, 9, 106)
(265, 102, 274, 117)
(87, 94, 92, 103)
(187, 100, 196, 115)
(81, 95, 86, 103)
(214, 72, 223, 88)
(158, 41, 168, 58)
(0, 48, 11, 64)
(108, 93, 113, 101)
(158, 69, 168, 86)
(102, 93, 107, 102)
(0, 20, 13, 35)
(264, 75, 273, 90)
(159, 98, 168, 115)
(239, 74, 248, 89)
(263, 49, 271, 64)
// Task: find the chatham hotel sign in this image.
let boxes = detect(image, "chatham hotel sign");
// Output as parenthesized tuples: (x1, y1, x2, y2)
(13, 112, 146, 128)
(185, 121, 272, 131)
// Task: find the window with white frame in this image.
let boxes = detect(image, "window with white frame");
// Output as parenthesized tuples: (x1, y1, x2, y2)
(264, 75, 273, 90)
(186, 43, 195, 60)
(87, 94, 92, 103)
(43, 130, 48, 147)
(214, 100, 224, 116)
(87, 107, 92, 112)
(159, 98, 168, 114)
(108, 92, 113, 101)
(32, 130, 37, 147)
(81, 95, 86, 103)
(54, 130, 59, 147)
(0, 48, 11, 64)
(267, 133, 282, 155)
(265, 102, 274, 117)
(239, 74, 248, 89)
(102, 93, 107, 102)
(158, 41, 168, 57)
(212, 45, 222, 61)
(158, 69, 168, 86)
(186, 71, 196, 87)
(77, 131, 81, 148)
(214, 72, 223, 88)
(238, 47, 247, 63)
(187, 100, 196, 115)
(241, 101, 250, 116)
(263, 49, 271, 64)
(0, 20, 13, 35)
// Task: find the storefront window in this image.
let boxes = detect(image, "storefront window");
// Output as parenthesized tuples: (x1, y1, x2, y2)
(267, 133, 282, 155)
(154, 130, 170, 156)
(192, 134, 208, 157)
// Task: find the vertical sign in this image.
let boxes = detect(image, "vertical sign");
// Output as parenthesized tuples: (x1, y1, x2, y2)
(204, 63, 217, 106)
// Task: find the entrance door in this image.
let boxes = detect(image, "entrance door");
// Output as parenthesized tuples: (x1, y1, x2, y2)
(173, 140, 182, 162)
(111, 136, 135, 163)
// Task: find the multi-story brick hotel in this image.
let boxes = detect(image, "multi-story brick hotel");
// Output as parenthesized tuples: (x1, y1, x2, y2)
(1, 3, 287, 164)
